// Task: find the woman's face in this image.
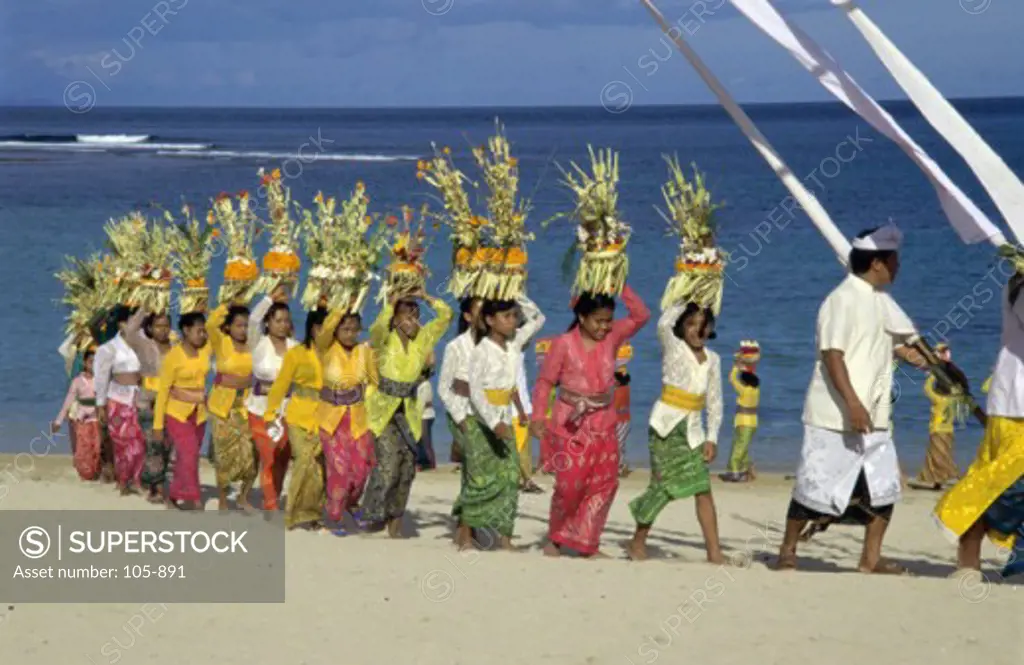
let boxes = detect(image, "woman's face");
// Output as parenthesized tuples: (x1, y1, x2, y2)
(266, 309, 292, 340)
(150, 316, 171, 344)
(227, 313, 249, 344)
(393, 301, 421, 339)
(486, 309, 520, 340)
(682, 310, 708, 348)
(84, 355, 94, 374)
(579, 308, 614, 341)
(335, 315, 361, 348)
(184, 323, 208, 349)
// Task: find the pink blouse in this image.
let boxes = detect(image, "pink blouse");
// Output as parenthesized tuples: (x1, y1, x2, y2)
(55, 374, 98, 425)
(531, 285, 650, 435)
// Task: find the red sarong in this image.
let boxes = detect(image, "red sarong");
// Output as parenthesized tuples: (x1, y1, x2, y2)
(547, 416, 620, 556)
(249, 412, 290, 512)
(107, 401, 145, 488)
(167, 413, 205, 503)
(73, 419, 102, 481)
(320, 411, 375, 522)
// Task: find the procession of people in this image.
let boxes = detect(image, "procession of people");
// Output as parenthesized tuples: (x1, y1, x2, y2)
(52, 126, 1022, 579)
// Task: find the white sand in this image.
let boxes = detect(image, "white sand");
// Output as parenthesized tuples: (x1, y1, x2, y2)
(0, 455, 1019, 665)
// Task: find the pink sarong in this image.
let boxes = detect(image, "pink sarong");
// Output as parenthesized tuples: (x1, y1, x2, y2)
(320, 411, 375, 522)
(73, 419, 102, 481)
(167, 413, 205, 503)
(107, 401, 145, 488)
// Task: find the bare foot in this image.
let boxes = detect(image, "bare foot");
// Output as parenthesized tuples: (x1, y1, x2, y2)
(773, 551, 797, 571)
(454, 524, 473, 551)
(236, 500, 256, 514)
(542, 543, 561, 558)
(387, 518, 404, 539)
(706, 552, 727, 565)
(587, 551, 611, 559)
(217, 499, 230, 512)
(499, 536, 522, 552)
(858, 559, 911, 576)
(625, 540, 648, 561)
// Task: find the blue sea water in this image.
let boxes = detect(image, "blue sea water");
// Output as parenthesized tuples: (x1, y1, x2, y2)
(2, 100, 1023, 471)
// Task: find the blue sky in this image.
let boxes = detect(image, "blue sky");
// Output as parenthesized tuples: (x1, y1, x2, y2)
(3, 0, 1021, 107)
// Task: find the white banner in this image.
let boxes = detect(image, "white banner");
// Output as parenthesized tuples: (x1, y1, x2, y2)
(834, 0, 1024, 245)
(638, 0, 916, 334)
(727, 0, 1007, 248)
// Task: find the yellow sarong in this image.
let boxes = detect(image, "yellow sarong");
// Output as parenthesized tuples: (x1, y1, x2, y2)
(934, 416, 1024, 549)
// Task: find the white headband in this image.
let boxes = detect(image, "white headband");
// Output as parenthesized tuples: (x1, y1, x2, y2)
(851, 223, 902, 251)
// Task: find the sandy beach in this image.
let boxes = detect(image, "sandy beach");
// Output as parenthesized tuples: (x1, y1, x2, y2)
(0, 452, 1019, 665)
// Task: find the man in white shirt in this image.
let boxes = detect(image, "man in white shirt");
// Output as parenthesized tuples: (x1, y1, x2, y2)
(777, 224, 923, 574)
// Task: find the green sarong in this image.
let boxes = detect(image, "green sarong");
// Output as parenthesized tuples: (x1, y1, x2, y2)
(726, 426, 756, 474)
(451, 416, 520, 537)
(629, 425, 710, 526)
(138, 403, 171, 487)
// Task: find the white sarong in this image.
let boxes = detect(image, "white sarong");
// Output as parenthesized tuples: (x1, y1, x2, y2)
(792, 425, 902, 516)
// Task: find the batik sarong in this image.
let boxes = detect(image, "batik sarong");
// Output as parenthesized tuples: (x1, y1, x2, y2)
(138, 399, 171, 488)
(362, 410, 417, 524)
(211, 398, 257, 491)
(629, 424, 711, 525)
(107, 401, 145, 488)
(285, 424, 325, 529)
(726, 426, 756, 475)
(73, 419, 102, 481)
(452, 416, 520, 537)
(547, 415, 619, 555)
(321, 411, 374, 522)
(917, 432, 959, 486)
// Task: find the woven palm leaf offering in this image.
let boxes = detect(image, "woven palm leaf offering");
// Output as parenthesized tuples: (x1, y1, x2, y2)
(379, 203, 431, 304)
(128, 218, 175, 314)
(167, 204, 217, 314)
(210, 190, 259, 304)
(467, 124, 534, 300)
(55, 252, 119, 351)
(104, 212, 150, 305)
(298, 181, 388, 313)
(418, 144, 480, 298)
(253, 167, 302, 297)
(549, 146, 631, 296)
(658, 156, 726, 314)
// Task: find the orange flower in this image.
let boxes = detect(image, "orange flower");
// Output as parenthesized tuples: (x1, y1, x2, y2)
(271, 168, 281, 180)
(416, 172, 425, 180)
(356, 180, 365, 190)
(442, 146, 451, 155)
(225, 259, 259, 282)
(314, 191, 324, 204)
(364, 215, 372, 224)
(237, 190, 249, 199)
(260, 173, 272, 186)
(211, 229, 221, 238)
(207, 211, 215, 224)
(263, 251, 300, 273)
(508, 157, 518, 167)
(216, 192, 230, 202)
(416, 160, 427, 171)
(385, 215, 398, 227)
(186, 278, 207, 288)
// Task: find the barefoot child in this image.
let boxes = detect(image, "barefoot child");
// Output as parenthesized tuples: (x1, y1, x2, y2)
(52, 348, 102, 481)
(627, 303, 724, 561)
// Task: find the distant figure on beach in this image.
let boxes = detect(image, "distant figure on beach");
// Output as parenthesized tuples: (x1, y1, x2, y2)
(52, 347, 101, 481)
(614, 343, 633, 478)
(627, 303, 724, 562)
(775, 225, 926, 574)
(531, 286, 650, 558)
(721, 340, 761, 483)
(532, 338, 557, 475)
(935, 270, 1022, 579)
(909, 343, 963, 490)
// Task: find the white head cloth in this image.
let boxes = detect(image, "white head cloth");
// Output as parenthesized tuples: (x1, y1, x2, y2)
(851, 223, 902, 251)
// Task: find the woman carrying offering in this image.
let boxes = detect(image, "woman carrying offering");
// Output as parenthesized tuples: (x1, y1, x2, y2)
(52, 348, 102, 481)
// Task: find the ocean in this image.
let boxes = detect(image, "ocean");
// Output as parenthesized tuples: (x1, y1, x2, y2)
(2, 100, 1023, 471)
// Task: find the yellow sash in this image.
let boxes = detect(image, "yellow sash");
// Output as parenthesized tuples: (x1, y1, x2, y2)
(485, 389, 514, 406)
(661, 385, 706, 411)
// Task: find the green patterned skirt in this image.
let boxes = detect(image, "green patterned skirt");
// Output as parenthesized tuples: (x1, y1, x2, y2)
(629, 424, 711, 526)
(211, 402, 257, 490)
(451, 416, 520, 537)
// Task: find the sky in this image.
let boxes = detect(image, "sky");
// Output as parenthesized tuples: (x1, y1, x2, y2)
(2, 0, 1021, 107)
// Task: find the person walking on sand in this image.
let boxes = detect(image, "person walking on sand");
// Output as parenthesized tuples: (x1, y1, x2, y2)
(626, 303, 724, 562)
(774, 225, 926, 574)
(438, 297, 485, 472)
(52, 348, 102, 481)
(530, 286, 650, 558)
(909, 343, 964, 490)
(721, 340, 761, 483)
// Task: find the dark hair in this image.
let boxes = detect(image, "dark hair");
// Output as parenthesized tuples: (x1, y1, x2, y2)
(672, 302, 717, 341)
(111, 305, 136, 327)
(614, 368, 631, 386)
(83, 349, 96, 362)
(567, 292, 616, 332)
(262, 302, 291, 335)
(179, 311, 206, 332)
(738, 370, 760, 389)
(304, 308, 328, 348)
(849, 227, 897, 275)
(390, 299, 420, 330)
(457, 297, 481, 335)
(480, 298, 516, 328)
(142, 313, 171, 339)
(221, 305, 250, 333)
(340, 312, 362, 328)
